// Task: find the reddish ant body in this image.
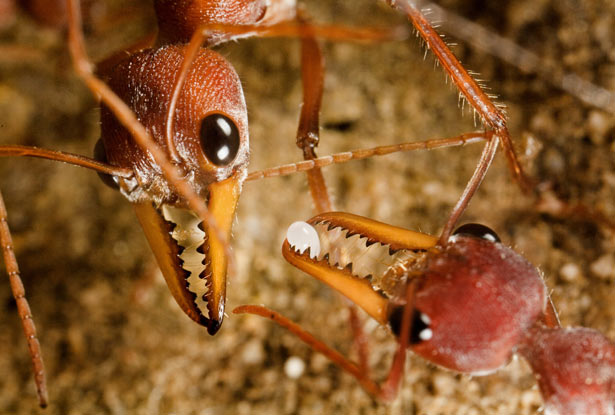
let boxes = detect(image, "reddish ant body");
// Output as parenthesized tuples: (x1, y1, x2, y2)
(0, 0, 612, 412)
(239, 214, 615, 414)
(235, 1, 615, 414)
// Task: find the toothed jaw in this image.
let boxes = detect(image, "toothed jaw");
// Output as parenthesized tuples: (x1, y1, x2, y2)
(131, 175, 241, 335)
(161, 205, 212, 322)
(285, 220, 422, 297)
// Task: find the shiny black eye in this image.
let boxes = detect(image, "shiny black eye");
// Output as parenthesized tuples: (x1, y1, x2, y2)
(93, 139, 119, 190)
(200, 113, 240, 166)
(389, 306, 433, 345)
(453, 223, 501, 243)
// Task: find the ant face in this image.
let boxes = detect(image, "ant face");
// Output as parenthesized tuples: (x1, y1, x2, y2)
(406, 234, 546, 374)
(98, 45, 249, 334)
(99, 45, 249, 205)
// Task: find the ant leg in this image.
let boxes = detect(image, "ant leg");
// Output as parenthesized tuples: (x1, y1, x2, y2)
(438, 132, 499, 244)
(0, 188, 48, 408)
(234, 304, 381, 398)
(388, 1, 529, 191)
(245, 132, 487, 181)
(295, 21, 332, 213)
(0, 145, 133, 178)
(384, 1, 544, 240)
(291, 15, 367, 215)
(233, 279, 419, 402)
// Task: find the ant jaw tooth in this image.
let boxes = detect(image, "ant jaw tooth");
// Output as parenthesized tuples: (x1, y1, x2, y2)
(286, 221, 321, 259)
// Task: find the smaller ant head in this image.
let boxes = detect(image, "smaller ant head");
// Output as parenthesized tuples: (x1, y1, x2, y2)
(283, 215, 547, 374)
(393, 225, 546, 374)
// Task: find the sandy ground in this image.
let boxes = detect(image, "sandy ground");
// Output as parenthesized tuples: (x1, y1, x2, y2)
(0, 0, 614, 414)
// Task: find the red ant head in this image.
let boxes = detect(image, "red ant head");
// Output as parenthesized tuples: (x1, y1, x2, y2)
(99, 45, 249, 203)
(519, 326, 615, 415)
(97, 45, 249, 334)
(284, 215, 549, 373)
(392, 226, 547, 374)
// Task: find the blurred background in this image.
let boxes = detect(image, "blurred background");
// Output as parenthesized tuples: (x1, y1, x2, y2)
(0, 0, 613, 413)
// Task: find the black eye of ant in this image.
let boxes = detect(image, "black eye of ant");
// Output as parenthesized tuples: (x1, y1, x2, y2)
(200, 113, 240, 166)
(93, 139, 119, 190)
(389, 306, 433, 345)
(453, 223, 501, 243)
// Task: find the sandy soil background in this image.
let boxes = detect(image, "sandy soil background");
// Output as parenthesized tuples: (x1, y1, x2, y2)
(0, 0, 614, 414)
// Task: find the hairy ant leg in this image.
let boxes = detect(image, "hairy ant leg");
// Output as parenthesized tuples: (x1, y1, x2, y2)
(422, 1, 615, 232)
(0, 190, 47, 407)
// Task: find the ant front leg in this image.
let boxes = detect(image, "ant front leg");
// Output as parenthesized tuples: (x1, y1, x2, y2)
(294, 17, 331, 213)
(381, 1, 534, 241)
(233, 282, 415, 401)
(0, 189, 47, 407)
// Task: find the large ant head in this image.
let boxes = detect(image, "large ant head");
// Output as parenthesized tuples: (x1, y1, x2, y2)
(97, 45, 249, 334)
(392, 225, 547, 374)
(283, 215, 547, 374)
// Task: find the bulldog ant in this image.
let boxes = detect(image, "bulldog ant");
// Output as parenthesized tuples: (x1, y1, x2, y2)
(234, 1, 615, 414)
(0, 0, 612, 412)
(236, 213, 614, 414)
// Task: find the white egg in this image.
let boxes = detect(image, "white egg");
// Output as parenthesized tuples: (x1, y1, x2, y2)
(286, 221, 320, 259)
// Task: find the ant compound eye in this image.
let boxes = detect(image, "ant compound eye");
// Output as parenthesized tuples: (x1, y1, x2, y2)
(453, 223, 501, 243)
(389, 306, 433, 345)
(200, 113, 240, 166)
(93, 139, 120, 190)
